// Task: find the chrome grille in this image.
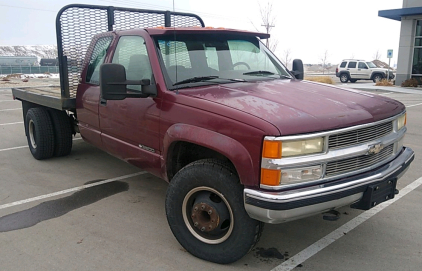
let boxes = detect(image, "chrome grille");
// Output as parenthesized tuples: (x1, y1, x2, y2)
(328, 121, 392, 150)
(325, 144, 394, 177)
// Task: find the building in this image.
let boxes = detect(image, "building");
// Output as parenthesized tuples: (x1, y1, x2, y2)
(379, 0, 422, 85)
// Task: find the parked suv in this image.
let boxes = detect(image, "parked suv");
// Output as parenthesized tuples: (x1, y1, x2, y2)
(336, 59, 394, 83)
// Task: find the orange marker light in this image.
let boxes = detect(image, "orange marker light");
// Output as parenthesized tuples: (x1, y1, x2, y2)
(261, 168, 281, 186)
(262, 140, 282, 159)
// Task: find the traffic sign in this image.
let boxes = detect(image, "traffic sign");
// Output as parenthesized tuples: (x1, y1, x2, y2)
(387, 49, 393, 59)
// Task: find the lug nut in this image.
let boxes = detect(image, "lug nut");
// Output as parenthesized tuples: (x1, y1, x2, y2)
(201, 227, 205, 232)
(201, 205, 205, 210)
(194, 207, 198, 211)
(194, 222, 198, 227)
(208, 210, 212, 215)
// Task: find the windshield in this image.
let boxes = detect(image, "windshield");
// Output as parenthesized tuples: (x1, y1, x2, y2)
(154, 34, 291, 89)
(366, 62, 377, 68)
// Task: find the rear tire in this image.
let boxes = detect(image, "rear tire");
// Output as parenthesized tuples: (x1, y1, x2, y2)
(26, 107, 55, 160)
(340, 73, 349, 83)
(48, 109, 73, 157)
(165, 159, 263, 264)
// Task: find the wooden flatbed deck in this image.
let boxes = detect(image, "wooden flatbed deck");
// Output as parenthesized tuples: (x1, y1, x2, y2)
(12, 86, 76, 110)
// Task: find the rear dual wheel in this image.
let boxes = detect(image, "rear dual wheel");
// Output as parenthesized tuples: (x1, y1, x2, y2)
(165, 159, 263, 264)
(26, 107, 72, 160)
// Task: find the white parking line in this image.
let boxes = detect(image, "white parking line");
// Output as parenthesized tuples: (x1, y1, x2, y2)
(0, 121, 23, 126)
(0, 138, 82, 152)
(272, 176, 422, 271)
(0, 172, 147, 211)
(0, 108, 21, 112)
(407, 102, 422, 108)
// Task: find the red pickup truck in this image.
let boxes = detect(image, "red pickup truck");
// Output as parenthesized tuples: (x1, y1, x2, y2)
(12, 4, 414, 264)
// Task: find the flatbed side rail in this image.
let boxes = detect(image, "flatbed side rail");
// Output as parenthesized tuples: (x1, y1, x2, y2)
(12, 86, 75, 111)
(56, 4, 205, 100)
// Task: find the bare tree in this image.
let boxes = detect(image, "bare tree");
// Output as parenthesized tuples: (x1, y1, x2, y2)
(373, 49, 381, 60)
(320, 50, 329, 74)
(259, 1, 277, 51)
(282, 48, 292, 69)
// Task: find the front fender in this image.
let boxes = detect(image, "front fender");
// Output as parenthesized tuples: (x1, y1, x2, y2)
(162, 123, 257, 187)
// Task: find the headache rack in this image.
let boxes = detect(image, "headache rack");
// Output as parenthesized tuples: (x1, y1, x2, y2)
(13, 4, 204, 110)
(57, 4, 205, 101)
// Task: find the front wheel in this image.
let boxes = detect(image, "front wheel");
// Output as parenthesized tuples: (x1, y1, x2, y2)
(165, 159, 263, 264)
(373, 74, 383, 83)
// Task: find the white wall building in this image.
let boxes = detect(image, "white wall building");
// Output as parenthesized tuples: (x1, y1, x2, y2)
(379, 0, 422, 85)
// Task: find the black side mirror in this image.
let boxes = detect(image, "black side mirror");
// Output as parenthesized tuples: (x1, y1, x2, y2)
(100, 63, 127, 100)
(100, 63, 156, 100)
(291, 59, 304, 80)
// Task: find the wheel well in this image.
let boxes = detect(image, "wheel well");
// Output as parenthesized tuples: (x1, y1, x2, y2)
(371, 72, 384, 79)
(167, 141, 237, 181)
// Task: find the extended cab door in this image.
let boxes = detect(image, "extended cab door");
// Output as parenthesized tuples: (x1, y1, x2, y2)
(77, 35, 114, 149)
(99, 35, 161, 174)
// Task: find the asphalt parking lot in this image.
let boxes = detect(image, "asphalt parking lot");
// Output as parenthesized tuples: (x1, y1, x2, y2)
(1, 84, 422, 271)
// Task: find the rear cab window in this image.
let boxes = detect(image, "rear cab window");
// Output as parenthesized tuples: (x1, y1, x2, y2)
(86, 36, 113, 85)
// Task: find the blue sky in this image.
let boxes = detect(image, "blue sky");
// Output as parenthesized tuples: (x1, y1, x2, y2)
(0, 0, 403, 64)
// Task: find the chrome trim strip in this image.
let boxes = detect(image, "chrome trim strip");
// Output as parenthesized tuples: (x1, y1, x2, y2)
(264, 111, 405, 142)
(262, 128, 406, 168)
(248, 147, 413, 203)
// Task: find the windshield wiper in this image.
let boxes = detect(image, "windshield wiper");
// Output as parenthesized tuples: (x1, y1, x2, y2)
(173, 76, 218, 86)
(173, 76, 246, 86)
(243, 70, 275, 76)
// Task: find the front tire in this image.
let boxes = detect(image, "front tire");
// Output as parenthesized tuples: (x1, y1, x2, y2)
(373, 74, 383, 83)
(26, 107, 55, 160)
(165, 159, 263, 264)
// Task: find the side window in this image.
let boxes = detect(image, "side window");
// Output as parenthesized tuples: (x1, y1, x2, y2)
(340, 61, 347, 68)
(112, 36, 152, 91)
(358, 62, 368, 69)
(86, 36, 113, 84)
(348, 61, 357, 68)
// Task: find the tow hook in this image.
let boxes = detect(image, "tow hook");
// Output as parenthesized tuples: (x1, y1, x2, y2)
(322, 210, 341, 221)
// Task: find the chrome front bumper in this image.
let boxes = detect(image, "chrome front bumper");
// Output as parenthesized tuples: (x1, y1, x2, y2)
(244, 147, 414, 224)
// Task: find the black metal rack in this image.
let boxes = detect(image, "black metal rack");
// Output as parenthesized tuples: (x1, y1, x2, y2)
(55, 4, 205, 99)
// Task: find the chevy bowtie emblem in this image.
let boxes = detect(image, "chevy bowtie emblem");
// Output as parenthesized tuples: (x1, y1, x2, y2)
(367, 143, 384, 155)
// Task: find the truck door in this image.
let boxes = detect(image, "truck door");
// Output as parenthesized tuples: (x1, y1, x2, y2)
(99, 35, 161, 173)
(77, 35, 114, 149)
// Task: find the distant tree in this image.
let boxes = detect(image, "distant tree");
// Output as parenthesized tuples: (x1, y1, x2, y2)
(259, 1, 278, 51)
(320, 50, 330, 74)
(282, 48, 292, 69)
(373, 49, 381, 60)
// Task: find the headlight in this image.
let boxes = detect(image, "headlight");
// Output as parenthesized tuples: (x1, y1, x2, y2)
(280, 165, 323, 185)
(397, 113, 406, 130)
(282, 137, 324, 157)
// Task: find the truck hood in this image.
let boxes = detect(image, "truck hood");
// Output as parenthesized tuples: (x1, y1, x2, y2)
(182, 79, 404, 135)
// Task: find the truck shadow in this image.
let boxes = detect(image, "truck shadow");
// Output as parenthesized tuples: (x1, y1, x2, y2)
(0, 180, 129, 232)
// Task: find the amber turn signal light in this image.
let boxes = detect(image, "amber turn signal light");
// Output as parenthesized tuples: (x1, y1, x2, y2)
(262, 140, 282, 159)
(260, 168, 281, 186)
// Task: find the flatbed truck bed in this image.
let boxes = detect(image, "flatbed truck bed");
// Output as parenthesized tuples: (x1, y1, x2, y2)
(12, 86, 76, 110)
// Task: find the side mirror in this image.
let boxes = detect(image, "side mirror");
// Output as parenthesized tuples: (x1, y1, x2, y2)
(100, 63, 127, 100)
(291, 59, 304, 80)
(100, 63, 156, 100)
